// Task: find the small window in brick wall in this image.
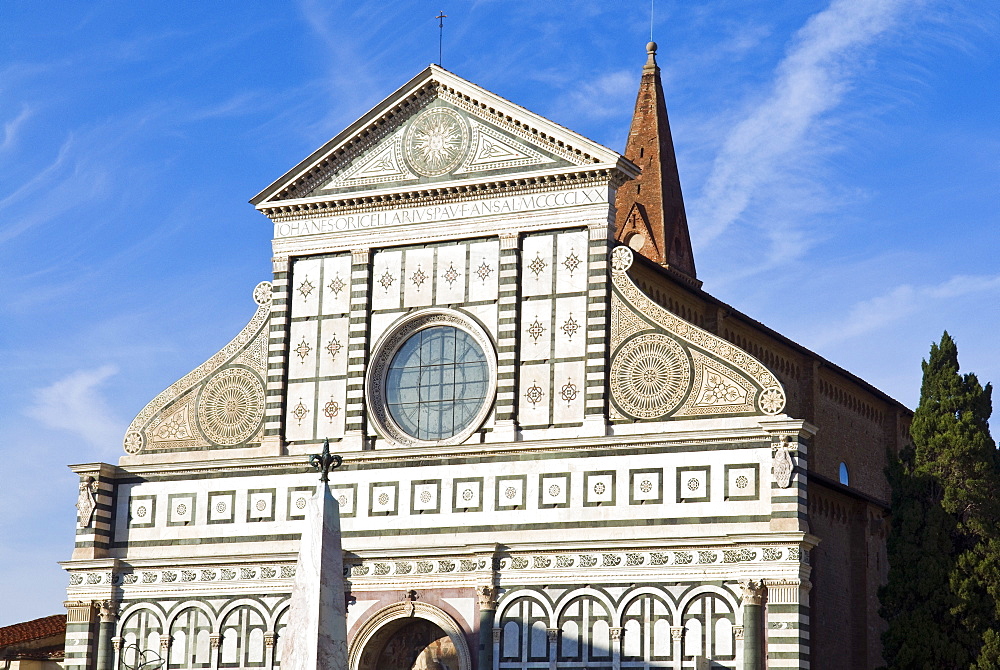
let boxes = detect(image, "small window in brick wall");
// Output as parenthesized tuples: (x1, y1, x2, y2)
(839, 462, 850, 486)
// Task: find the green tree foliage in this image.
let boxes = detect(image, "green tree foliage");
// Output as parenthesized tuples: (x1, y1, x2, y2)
(880, 332, 999, 669)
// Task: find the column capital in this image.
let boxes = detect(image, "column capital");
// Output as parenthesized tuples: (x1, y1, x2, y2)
(159, 635, 172, 652)
(670, 626, 684, 640)
(609, 627, 624, 641)
(209, 634, 221, 649)
(264, 632, 276, 648)
(477, 585, 498, 610)
(98, 600, 119, 623)
(546, 628, 560, 642)
(498, 232, 519, 250)
(492, 628, 502, 644)
(733, 625, 745, 640)
(740, 579, 766, 606)
(272, 256, 289, 273)
(351, 248, 370, 264)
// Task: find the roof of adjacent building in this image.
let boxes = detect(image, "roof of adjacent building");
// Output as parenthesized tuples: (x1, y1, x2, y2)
(0, 615, 67, 648)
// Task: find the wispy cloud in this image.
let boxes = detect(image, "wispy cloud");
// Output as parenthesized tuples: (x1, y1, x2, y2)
(557, 70, 635, 121)
(1, 105, 32, 152)
(691, 0, 916, 251)
(811, 274, 1000, 347)
(24, 365, 124, 452)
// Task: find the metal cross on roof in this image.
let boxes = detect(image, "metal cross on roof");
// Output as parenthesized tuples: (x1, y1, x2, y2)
(436, 11, 447, 67)
(309, 438, 343, 483)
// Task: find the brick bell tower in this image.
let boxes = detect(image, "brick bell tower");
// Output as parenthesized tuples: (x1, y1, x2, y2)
(614, 42, 698, 285)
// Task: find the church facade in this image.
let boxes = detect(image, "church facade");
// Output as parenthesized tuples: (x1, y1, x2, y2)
(60, 46, 908, 670)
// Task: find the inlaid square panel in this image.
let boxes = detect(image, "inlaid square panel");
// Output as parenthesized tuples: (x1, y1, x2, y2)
(554, 296, 587, 358)
(291, 258, 322, 318)
(316, 379, 347, 439)
(320, 254, 352, 315)
(496, 475, 527, 510)
(285, 381, 316, 442)
(552, 360, 585, 425)
(452, 477, 483, 512)
(539, 474, 570, 509)
(411, 480, 441, 514)
(677, 466, 711, 503)
(519, 364, 551, 427)
(287, 486, 314, 521)
(403, 247, 435, 308)
(436, 243, 467, 304)
(371, 250, 403, 311)
(584, 471, 616, 507)
(329, 483, 358, 518)
(248, 489, 275, 521)
(554, 230, 588, 294)
(520, 298, 553, 362)
(370, 482, 398, 516)
(129, 495, 156, 528)
(318, 317, 349, 378)
(208, 491, 235, 524)
(288, 319, 319, 381)
(167, 494, 195, 526)
(521, 234, 554, 298)
(630, 469, 663, 504)
(725, 464, 759, 501)
(467, 240, 499, 302)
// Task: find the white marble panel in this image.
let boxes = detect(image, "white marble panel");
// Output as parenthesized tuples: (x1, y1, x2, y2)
(496, 477, 524, 508)
(554, 296, 587, 358)
(370, 311, 402, 350)
(585, 473, 614, 505)
(290, 490, 311, 515)
(169, 495, 194, 524)
(464, 303, 498, 340)
(454, 480, 481, 510)
(518, 363, 551, 426)
(540, 474, 569, 506)
(679, 468, 710, 500)
(412, 482, 439, 512)
(248, 491, 273, 519)
(520, 298, 552, 362)
(316, 379, 346, 439)
(288, 320, 319, 381)
(371, 250, 402, 311)
(467, 240, 499, 302)
(521, 234, 554, 297)
(552, 360, 585, 425)
(318, 317, 349, 378)
(403, 247, 435, 308)
(320, 255, 352, 315)
(435, 243, 467, 305)
(285, 382, 316, 442)
(329, 485, 356, 516)
(291, 258, 322, 318)
(555, 230, 589, 294)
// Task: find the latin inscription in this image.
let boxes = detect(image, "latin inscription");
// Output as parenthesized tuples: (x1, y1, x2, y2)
(273, 187, 607, 239)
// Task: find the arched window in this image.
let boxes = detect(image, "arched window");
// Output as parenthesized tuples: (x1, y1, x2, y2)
(839, 462, 850, 486)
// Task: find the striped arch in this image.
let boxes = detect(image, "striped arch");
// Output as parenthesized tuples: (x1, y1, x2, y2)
(496, 587, 554, 624)
(164, 601, 218, 631)
(552, 587, 617, 626)
(216, 597, 268, 625)
(614, 586, 678, 623)
(675, 584, 740, 624)
(269, 602, 291, 631)
(117, 603, 168, 637)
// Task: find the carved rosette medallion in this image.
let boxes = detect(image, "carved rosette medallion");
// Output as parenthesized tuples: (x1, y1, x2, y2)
(610, 245, 634, 273)
(252, 281, 272, 306)
(403, 107, 469, 176)
(196, 367, 265, 446)
(611, 333, 691, 419)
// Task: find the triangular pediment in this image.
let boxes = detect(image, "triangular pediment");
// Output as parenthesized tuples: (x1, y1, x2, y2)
(251, 65, 633, 207)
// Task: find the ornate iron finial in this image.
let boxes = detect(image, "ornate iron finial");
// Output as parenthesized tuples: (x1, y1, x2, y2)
(309, 438, 343, 483)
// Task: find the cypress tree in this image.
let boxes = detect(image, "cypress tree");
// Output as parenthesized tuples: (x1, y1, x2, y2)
(880, 332, 999, 669)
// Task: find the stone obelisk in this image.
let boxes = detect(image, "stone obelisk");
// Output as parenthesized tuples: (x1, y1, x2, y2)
(282, 440, 348, 670)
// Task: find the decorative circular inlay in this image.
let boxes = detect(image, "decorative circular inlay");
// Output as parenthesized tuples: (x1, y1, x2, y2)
(420, 490, 433, 504)
(462, 488, 474, 501)
(295, 497, 307, 510)
(611, 333, 691, 419)
(378, 493, 390, 506)
(548, 484, 561, 497)
(197, 367, 265, 446)
(123, 431, 144, 454)
(610, 245, 634, 272)
(176, 503, 187, 515)
(687, 478, 700, 492)
(736, 475, 749, 489)
(403, 107, 469, 176)
(505, 486, 517, 500)
(255, 499, 267, 511)
(639, 480, 653, 493)
(759, 386, 786, 415)
(215, 501, 226, 513)
(593, 482, 606, 495)
(135, 506, 147, 518)
(338, 495, 348, 507)
(253, 281, 272, 306)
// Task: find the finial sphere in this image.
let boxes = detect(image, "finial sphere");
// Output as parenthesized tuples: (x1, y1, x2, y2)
(647, 41, 658, 54)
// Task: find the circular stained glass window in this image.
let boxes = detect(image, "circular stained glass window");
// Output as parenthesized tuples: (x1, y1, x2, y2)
(385, 326, 489, 441)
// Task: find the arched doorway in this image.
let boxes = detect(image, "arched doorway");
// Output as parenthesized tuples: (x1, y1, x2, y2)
(374, 619, 459, 670)
(350, 602, 472, 670)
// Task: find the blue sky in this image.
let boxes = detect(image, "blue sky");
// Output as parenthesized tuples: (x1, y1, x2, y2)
(1, 0, 997, 625)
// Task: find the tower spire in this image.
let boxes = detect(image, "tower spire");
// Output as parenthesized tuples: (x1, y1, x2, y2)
(614, 42, 697, 281)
